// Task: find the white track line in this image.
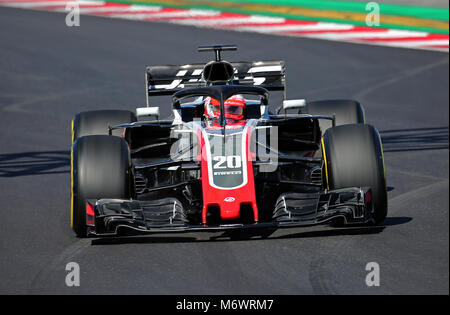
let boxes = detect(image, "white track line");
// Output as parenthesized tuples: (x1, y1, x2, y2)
(301, 29, 429, 40)
(1, 0, 102, 7)
(110, 9, 221, 20)
(176, 15, 285, 26)
(0, 0, 69, 2)
(377, 40, 450, 47)
(72, 5, 162, 13)
(233, 22, 355, 33)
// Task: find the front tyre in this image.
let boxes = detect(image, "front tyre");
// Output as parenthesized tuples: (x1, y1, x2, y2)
(71, 135, 132, 237)
(322, 124, 387, 224)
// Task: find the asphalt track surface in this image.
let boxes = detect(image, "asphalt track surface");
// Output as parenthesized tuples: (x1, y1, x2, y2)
(0, 7, 448, 295)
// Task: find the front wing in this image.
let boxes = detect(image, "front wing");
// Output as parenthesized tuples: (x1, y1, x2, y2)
(85, 187, 375, 236)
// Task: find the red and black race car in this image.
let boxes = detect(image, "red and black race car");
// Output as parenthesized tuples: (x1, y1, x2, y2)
(70, 45, 387, 237)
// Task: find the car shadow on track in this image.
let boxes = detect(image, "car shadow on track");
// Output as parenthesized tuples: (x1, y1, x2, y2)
(380, 127, 449, 153)
(0, 151, 70, 177)
(90, 216, 412, 245)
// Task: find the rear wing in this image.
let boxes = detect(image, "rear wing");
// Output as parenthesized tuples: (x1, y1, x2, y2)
(145, 61, 285, 106)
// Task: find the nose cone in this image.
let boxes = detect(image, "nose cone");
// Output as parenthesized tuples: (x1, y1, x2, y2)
(220, 195, 241, 220)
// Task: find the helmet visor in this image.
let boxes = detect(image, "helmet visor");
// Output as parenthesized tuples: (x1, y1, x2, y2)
(225, 105, 244, 116)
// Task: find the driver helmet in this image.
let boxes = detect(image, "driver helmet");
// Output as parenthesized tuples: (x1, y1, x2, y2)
(204, 95, 246, 120)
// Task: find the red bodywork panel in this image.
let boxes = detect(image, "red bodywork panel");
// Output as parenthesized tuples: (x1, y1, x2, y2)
(199, 122, 258, 224)
(86, 202, 96, 227)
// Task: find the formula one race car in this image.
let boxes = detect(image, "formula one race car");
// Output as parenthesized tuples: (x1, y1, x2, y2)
(70, 45, 387, 237)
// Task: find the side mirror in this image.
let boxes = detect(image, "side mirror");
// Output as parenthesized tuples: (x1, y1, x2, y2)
(283, 99, 306, 110)
(136, 107, 160, 119)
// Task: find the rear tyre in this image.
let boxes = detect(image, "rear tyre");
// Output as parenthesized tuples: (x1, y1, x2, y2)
(305, 100, 365, 158)
(322, 124, 387, 224)
(71, 135, 132, 237)
(72, 110, 137, 142)
(305, 99, 365, 132)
